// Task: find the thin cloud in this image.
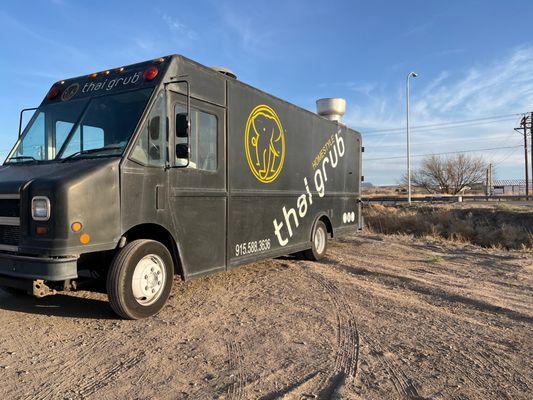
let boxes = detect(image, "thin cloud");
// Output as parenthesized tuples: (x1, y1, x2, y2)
(134, 38, 157, 51)
(161, 13, 197, 40)
(347, 45, 533, 132)
(218, 6, 278, 57)
(0, 11, 87, 60)
(318, 82, 380, 97)
(432, 48, 466, 57)
(401, 20, 433, 38)
(338, 45, 533, 183)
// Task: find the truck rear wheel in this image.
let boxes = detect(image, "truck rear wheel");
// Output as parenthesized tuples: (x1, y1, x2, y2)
(303, 221, 328, 261)
(107, 239, 173, 319)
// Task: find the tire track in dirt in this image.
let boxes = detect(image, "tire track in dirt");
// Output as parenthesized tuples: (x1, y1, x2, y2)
(362, 338, 425, 400)
(75, 351, 145, 397)
(258, 371, 322, 400)
(426, 317, 533, 398)
(7, 329, 38, 365)
(22, 331, 132, 400)
(331, 242, 530, 400)
(454, 346, 531, 395)
(226, 340, 246, 400)
(318, 257, 425, 400)
(302, 264, 360, 398)
(484, 350, 532, 391)
(22, 340, 98, 400)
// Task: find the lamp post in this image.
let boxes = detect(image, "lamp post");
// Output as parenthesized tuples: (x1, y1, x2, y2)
(406, 71, 418, 204)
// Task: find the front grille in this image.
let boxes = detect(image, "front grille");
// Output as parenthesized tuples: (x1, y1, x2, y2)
(0, 199, 20, 218)
(0, 225, 20, 247)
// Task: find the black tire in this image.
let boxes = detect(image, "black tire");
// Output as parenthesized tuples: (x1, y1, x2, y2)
(0, 286, 27, 296)
(303, 221, 328, 261)
(107, 239, 174, 320)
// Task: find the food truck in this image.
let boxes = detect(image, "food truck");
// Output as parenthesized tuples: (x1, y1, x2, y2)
(0, 55, 363, 319)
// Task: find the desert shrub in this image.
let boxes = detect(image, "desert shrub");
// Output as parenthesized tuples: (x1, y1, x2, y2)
(364, 204, 533, 250)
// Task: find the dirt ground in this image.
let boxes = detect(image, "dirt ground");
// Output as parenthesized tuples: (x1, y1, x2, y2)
(0, 233, 531, 400)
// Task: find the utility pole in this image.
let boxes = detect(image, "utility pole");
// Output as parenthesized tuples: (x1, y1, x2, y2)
(524, 116, 530, 199)
(485, 167, 489, 196)
(486, 163, 493, 196)
(406, 71, 418, 204)
(515, 115, 529, 200)
(530, 112, 533, 197)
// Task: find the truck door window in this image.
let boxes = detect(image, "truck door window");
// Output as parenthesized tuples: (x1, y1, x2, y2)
(175, 105, 217, 171)
(131, 92, 167, 166)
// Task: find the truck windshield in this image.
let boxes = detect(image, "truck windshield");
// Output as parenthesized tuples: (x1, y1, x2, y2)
(6, 88, 153, 163)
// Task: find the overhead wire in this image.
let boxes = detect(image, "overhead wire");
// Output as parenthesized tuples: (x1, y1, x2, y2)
(361, 112, 524, 135)
(364, 145, 523, 161)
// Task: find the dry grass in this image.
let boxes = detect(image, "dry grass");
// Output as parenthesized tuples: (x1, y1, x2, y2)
(364, 203, 533, 250)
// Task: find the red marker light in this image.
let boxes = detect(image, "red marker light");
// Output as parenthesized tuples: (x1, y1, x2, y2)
(47, 86, 60, 100)
(144, 66, 159, 81)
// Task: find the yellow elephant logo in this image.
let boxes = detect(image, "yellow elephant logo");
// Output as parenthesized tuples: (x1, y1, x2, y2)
(244, 105, 285, 183)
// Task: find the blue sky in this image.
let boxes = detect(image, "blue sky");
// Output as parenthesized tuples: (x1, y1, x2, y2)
(1, 0, 532, 184)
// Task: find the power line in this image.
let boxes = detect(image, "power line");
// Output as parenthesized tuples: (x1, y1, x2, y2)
(491, 146, 520, 167)
(361, 112, 524, 135)
(363, 117, 519, 136)
(364, 145, 522, 161)
(362, 112, 522, 133)
(371, 133, 523, 148)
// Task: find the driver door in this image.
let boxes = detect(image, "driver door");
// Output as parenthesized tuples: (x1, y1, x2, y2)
(168, 90, 227, 278)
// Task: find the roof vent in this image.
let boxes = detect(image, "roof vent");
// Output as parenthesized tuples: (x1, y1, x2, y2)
(316, 98, 346, 122)
(211, 66, 237, 79)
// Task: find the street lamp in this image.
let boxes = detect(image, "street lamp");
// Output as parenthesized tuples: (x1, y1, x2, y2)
(406, 71, 418, 204)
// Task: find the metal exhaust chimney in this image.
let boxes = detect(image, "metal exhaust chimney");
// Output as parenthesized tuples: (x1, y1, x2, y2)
(316, 98, 346, 122)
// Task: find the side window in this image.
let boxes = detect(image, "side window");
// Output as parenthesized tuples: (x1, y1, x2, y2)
(16, 112, 45, 160)
(131, 92, 167, 166)
(175, 104, 217, 171)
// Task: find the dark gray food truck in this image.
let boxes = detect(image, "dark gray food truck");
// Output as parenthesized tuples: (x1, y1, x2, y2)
(0, 55, 363, 319)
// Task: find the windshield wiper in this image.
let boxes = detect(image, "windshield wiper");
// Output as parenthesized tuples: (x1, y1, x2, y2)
(61, 146, 123, 162)
(6, 156, 37, 164)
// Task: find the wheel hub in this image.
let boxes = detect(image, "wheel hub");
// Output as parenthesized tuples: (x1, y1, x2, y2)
(314, 227, 326, 254)
(132, 254, 166, 306)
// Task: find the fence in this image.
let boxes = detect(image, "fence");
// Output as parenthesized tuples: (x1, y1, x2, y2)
(363, 195, 532, 204)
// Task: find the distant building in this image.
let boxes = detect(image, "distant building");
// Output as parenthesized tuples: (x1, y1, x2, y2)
(492, 179, 533, 195)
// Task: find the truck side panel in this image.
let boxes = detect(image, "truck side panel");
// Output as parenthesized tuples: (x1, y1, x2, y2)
(226, 80, 361, 267)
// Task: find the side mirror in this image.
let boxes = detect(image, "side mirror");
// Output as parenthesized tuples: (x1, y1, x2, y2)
(176, 113, 189, 138)
(149, 116, 160, 140)
(176, 143, 189, 159)
(19, 107, 38, 137)
(149, 144, 161, 161)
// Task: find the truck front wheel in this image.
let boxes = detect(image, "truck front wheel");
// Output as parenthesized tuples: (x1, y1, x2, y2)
(303, 220, 328, 261)
(107, 239, 174, 319)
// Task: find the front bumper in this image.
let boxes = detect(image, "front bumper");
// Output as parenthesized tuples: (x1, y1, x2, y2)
(0, 252, 78, 281)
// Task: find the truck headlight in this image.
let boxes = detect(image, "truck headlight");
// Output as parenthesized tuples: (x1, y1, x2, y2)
(32, 196, 51, 221)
